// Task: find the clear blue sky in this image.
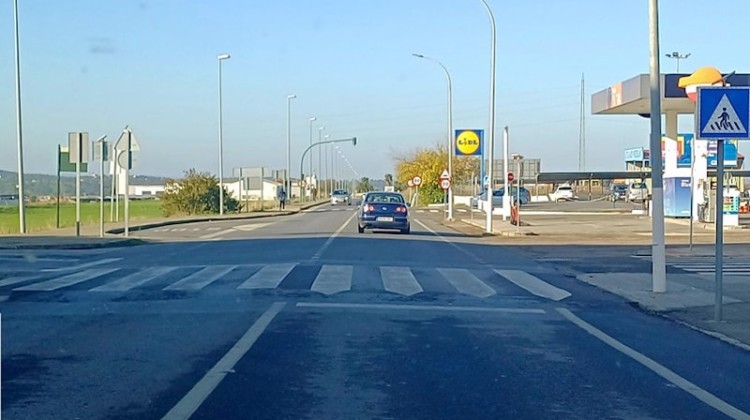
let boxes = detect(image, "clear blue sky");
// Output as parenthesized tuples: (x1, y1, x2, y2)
(1, 0, 749, 179)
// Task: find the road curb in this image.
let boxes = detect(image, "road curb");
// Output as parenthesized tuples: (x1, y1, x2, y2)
(0, 238, 147, 250)
(105, 201, 328, 235)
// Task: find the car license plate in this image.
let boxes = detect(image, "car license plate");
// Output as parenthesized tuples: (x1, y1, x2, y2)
(377, 217, 394, 222)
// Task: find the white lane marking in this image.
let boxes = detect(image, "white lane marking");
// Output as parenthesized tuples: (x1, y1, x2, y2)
(297, 302, 545, 314)
(91, 267, 178, 292)
(437, 268, 496, 298)
(416, 210, 425, 213)
(311, 265, 353, 295)
(413, 219, 486, 265)
(380, 266, 423, 296)
(206, 227, 221, 231)
(494, 269, 571, 301)
(41, 257, 122, 273)
(162, 301, 286, 420)
(14, 268, 120, 291)
(177, 228, 188, 232)
(310, 212, 357, 261)
(191, 228, 201, 231)
(0, 276, 39, 287)
(237, 264, 296, 289)
(557, 308, 750, 420)
(199, 223, 272, 240)
(163, 266, 236, 291)
(429, 209, 439, 213)
(457, 209, 468, 213)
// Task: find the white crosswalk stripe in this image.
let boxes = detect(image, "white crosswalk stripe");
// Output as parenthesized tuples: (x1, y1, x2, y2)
(238, 263, 296, 289)
(163, 266, 236, 291)
(311, 265, 353, 295)
(14, 268, 120, 291)
(381, 266, 423, 296)
(634, 255, 750, 275)
(91, 266, 178, 292)
(1, 264, 570, 300)
(436, 268, 497, 298)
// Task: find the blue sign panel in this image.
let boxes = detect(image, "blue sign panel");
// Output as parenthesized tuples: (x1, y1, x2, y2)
(696, 87, 750, 140)
(454, 129, 483, 156)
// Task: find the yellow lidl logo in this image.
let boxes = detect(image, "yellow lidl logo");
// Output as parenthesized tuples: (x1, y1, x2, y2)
(455, 129, 483, 156)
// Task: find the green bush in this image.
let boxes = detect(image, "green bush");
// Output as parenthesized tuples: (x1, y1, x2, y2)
(161, 169, 240, 216)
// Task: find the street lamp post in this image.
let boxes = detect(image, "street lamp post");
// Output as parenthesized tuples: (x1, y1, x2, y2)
(665, 51, 690, 72)
(324, 134, 330, 196)
(13, 0, 26, 233)
(307, 117, 316, 202)
(287, 94, 296, 201)
(217, 53, 230, 216)
(318, 126, 325, 197)
(412, 53, 454, 221)
(479, 0, 497, 234)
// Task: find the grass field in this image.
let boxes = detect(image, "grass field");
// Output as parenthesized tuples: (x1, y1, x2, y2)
(0, 200, 164, 234)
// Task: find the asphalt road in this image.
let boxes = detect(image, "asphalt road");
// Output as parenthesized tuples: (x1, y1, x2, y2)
(2, 204, 750, 419)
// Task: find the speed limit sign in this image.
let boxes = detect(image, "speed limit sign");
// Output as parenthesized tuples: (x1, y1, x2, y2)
(412, 176, 422, 186)
(440, 179, 450, 190)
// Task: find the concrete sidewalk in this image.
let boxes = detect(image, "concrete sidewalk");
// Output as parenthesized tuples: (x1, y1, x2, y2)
(579, 272, 750, 351)
(0, 200, 328, 250)
(452, 210, 750, 350)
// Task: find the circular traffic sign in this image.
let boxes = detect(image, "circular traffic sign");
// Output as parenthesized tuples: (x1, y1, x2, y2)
(507, 172, 515, 182)
(455, 130, 481, 155)
(440, 179, 451, 190)
(412, 176, 422, 186)
(407, 179, 415, 187)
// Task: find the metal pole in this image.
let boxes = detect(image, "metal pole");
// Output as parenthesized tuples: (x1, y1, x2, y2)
(502, 126, 509, 221)
(124, 131, 131, 237)
(218, 57, 225, 216)
(480, 0, 496, 235)
(648, 0, 667, 293)
(318, 127, 324, 198)
(56, 145, 61, 229)
(75, 134, 81, 237)
(516, 159, 521, 233)
(13, 0, 26, 234)
(100, 141, 105, 237)
(111, 146, 117, 222)
(689, 136, 695, 251)
(260, 167, 265, 211)
(308, 117, 316, 201)
(286, 94, 296, 203)
(715, 140, 725, 321)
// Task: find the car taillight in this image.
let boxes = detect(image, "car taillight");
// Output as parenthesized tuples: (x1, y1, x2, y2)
(396, 206, 407, 213)
(366, 205, 375, 212)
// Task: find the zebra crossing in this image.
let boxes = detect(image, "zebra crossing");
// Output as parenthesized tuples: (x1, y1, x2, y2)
(634, 255, 750, 275)
(0, 263, 569, 300)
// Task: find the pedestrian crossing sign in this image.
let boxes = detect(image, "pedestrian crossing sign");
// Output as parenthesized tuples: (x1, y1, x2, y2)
(696, 87, 750, 140)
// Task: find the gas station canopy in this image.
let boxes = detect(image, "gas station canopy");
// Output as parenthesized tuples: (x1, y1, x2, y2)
(592, 73, 750, 117)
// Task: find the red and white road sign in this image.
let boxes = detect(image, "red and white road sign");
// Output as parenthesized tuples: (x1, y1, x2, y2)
(407, 179, 415, 187)
(439, 169, 451, 180)
(440, 179, 451, 190)
(412, 176, 422, 186)
(507, 172, 515, 182)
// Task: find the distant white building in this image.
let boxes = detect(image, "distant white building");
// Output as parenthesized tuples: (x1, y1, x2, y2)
(225, 178, 283, 202)
(128, 184, 166, 197)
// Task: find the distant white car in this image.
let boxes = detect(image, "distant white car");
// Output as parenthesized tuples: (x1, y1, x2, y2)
(549, 185, 575, 202)
(627, 182, 649, 202)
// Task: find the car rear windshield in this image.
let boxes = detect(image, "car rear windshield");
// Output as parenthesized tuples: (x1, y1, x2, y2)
(631, 183, 647, 189)
(333, 190, 348, 195)
(366, 194, 404, 203)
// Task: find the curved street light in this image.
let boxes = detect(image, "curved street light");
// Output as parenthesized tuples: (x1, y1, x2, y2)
(286, 94, 297, 199)
(217, 53, 230, 215)
(479, 0, 497, 234)
(412, 52, 454, 220)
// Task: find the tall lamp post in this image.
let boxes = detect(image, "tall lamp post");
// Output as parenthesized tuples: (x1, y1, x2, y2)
(665, 51, 690, 72)
(217, 53, 230, 215)
(479, 0, 497, 234)
(318, 126, 325, 196)
(286, 94, 297, 200)
(13, 0, 26, 233)
(308, 117, 316, 187)
(412, 53, 454, 221)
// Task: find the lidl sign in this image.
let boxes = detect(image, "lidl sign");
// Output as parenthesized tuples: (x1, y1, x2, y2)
(455, 129, 483, 156)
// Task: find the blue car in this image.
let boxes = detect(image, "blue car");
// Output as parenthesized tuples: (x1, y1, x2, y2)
(357, 192, 410, 234)
(472, 187, 531, 207)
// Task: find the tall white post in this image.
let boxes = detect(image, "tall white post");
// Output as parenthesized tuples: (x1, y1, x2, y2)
(648, 0, 667, 293)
